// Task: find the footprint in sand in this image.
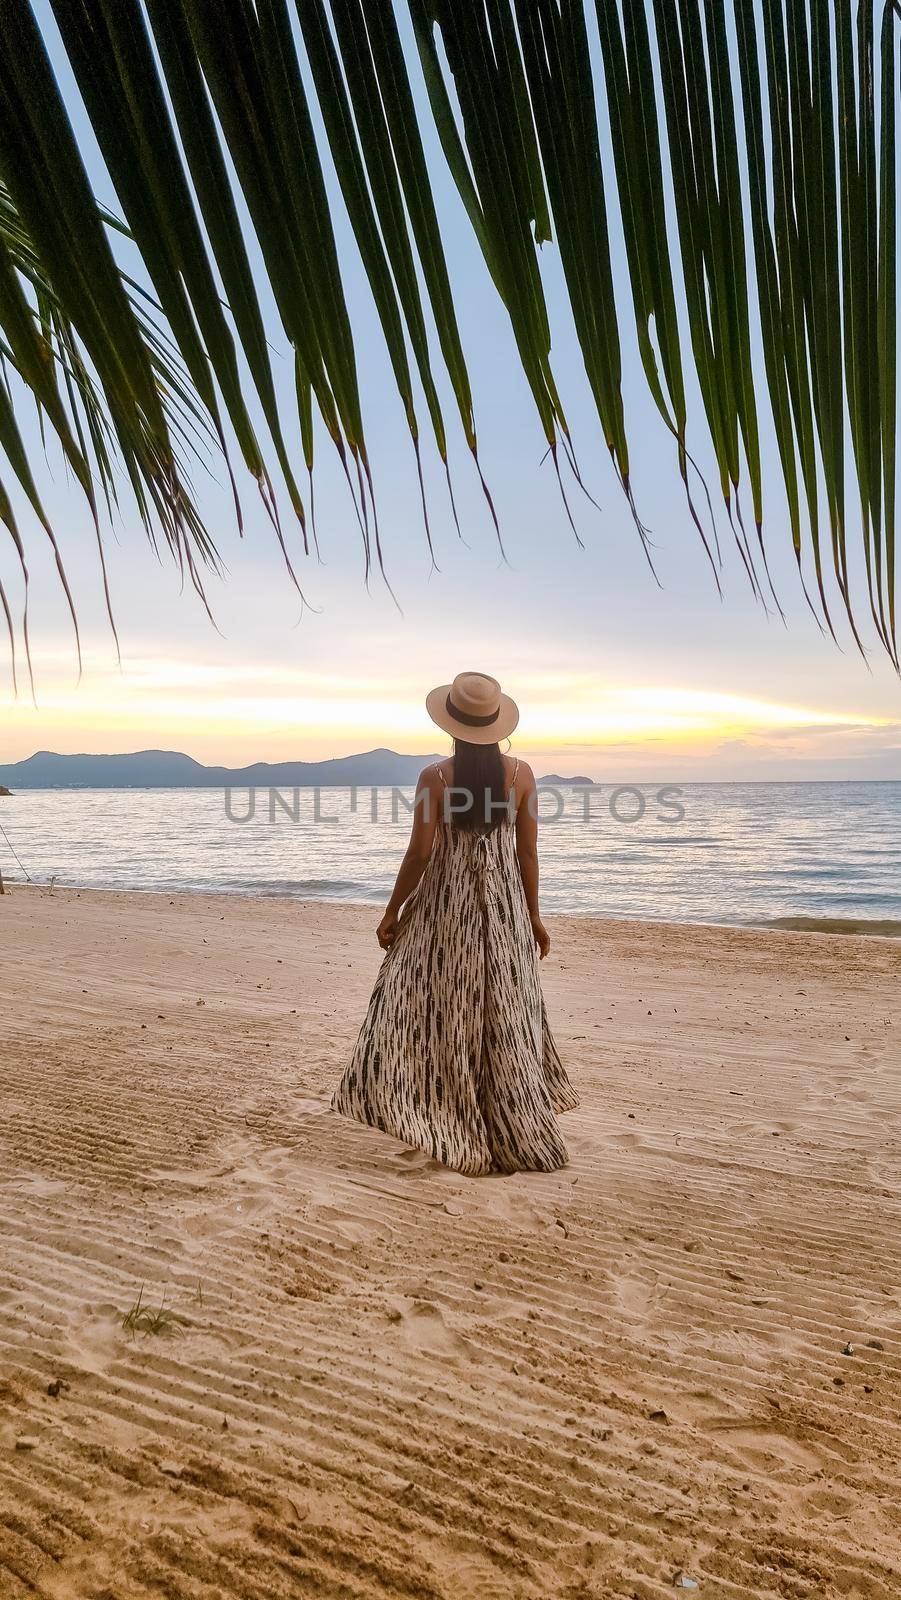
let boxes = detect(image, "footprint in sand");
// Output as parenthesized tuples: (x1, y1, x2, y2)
(10, 1173, 68, 1199)
(311, 1202, 393, 1246)
(148, 1163, 236, 1188)
(435, 1181, 564, 1234)
(803, 1485, 858, 1517)
(178, 1184, 274, 1251)
(611, 1272, 669, 1328)
(441, 1554, 525, 1599)
(62, 1302, 123, 1375)
(387, 1297, 473, 1360)
(479, 1185, 565, 1233)
(607, 1129, 644, 1150)
(291, 1094, 333, 1118)
(671, 1395, 824, 1475)
(386, 1146, 445, 1178)
(707, 1420, 825, 1474)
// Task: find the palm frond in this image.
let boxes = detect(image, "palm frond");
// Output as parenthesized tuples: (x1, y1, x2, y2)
(0, 171, 222, 682)
(0, 0, 896, 667)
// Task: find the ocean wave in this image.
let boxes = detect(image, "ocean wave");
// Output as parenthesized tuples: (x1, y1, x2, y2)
(760, 916, 901, 938)
(220, 877, 370, 896)
(11, 785, 901, 923)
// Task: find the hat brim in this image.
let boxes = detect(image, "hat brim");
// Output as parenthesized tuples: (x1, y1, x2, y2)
(425, 683, 520, 745)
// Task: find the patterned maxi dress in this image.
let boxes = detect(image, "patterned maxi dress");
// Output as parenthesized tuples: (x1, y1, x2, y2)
(331, 763, 579, 1175)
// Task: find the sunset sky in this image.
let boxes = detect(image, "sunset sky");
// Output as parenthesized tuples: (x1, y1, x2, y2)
(2, 7, 899, 781)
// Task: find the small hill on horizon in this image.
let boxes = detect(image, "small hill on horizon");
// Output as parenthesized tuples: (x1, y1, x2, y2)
(0, 748, 443, 789)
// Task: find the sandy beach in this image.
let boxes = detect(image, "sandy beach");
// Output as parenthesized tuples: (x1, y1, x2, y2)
(1, 884, 900, 1598)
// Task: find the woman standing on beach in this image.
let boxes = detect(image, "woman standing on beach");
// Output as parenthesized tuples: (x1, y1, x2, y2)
(332, 672, 578, 1175)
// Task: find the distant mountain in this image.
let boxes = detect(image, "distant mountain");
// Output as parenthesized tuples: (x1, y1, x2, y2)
(0, 748, 442, 789)
(539, 773, 594, 785)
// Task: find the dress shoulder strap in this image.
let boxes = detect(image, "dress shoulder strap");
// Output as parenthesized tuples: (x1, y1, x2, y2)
(433, 761, 448, 788)
(511, 758, 519, 785)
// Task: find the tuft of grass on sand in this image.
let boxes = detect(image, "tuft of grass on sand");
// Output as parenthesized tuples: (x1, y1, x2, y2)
(121, 1285, 183, 1337)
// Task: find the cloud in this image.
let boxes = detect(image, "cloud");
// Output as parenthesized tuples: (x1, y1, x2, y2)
(4, 649, 899, 779)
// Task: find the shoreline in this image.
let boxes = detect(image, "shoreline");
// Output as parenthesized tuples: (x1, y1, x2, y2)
(5, 876, 901, 938)
(3, 883, 900, 1594)
(4, 776, 901, 787)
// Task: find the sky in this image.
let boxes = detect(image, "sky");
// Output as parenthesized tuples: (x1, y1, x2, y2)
(1, 7, 899, 782)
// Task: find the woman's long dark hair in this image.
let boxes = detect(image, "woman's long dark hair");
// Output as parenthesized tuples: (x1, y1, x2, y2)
(451, 739, 508, 832)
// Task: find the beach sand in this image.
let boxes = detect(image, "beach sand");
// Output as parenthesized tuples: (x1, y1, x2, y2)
(1, 884, 900, 1599)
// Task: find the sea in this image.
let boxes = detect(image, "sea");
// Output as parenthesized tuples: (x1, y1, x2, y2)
(1, 782, 899, 930)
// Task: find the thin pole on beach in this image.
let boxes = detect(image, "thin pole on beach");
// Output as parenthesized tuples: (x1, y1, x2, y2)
(0, 815, 31, 890)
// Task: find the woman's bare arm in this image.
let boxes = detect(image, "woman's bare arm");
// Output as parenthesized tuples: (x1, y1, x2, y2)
(514, 763, 550, 958)
(377, 767, 442, 948)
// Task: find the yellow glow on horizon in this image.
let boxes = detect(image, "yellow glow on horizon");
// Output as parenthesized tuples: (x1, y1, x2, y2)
(515, 686, 885, 748)
(3, 653, 894, 768)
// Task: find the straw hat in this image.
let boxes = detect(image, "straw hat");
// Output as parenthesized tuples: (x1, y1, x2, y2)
(425, 671, 519, 745)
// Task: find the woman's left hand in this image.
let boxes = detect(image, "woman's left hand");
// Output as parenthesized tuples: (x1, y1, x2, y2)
(377, 908, 400, 950)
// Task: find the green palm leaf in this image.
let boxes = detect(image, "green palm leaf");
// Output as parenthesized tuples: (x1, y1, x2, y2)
(0, 0, 896, 668)
(0, 166, 222, 680)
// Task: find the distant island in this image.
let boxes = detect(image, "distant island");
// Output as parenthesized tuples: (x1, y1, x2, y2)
(0, 751, 605, 791)
(0, 785, 10, 797)
(0, 748, 442, 790)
